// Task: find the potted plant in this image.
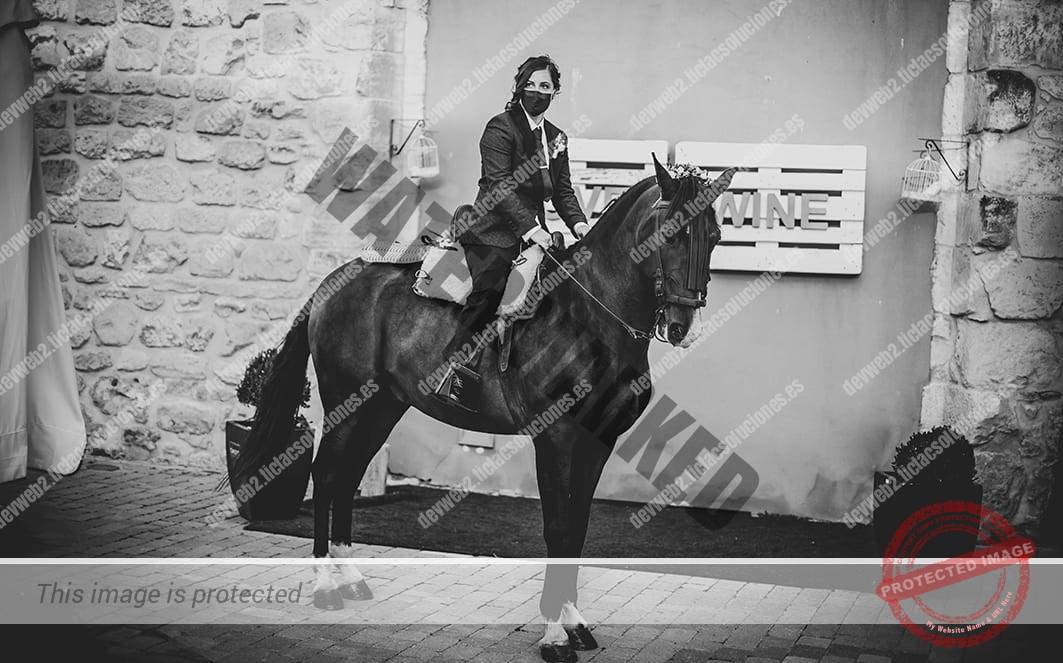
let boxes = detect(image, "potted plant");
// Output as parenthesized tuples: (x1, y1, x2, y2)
(225, 348, 313, 520)
(873, 425, 982, 557)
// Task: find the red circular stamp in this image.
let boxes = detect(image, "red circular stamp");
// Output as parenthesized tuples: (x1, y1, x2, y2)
(876, 500, 1035, 647)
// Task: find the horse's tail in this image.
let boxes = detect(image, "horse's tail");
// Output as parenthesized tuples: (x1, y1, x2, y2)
(226, 299, 313, 496)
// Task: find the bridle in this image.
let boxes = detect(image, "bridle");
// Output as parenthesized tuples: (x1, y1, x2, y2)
(544, 187, 715, 342)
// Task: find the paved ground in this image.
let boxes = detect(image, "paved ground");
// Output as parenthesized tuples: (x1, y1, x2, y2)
(0, 458, 1050, 662)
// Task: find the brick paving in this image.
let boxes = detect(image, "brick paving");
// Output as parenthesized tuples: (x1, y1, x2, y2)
(0, 458, 1049, 661)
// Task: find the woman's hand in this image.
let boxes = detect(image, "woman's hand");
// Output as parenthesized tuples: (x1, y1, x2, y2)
(528, 228, 553, 249)
(573, 222, 590, 239)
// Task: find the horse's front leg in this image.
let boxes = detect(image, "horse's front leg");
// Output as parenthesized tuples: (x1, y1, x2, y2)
(557, 431, 614, 652)
(532, 428, 579, 663)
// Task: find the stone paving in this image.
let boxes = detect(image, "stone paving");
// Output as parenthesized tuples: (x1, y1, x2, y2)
(0, 458, 1049, 661)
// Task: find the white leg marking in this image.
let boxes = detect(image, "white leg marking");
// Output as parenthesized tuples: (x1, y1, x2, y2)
(312, 557, 338, 593)
(538, 618, 570, 647)
(560, 601, 587, 628)
(330, 543, 364, 585)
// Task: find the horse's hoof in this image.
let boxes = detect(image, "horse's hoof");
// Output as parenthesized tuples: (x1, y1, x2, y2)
(312, 588, 344, 610)
(539, 642, 577, 663)
(338, 579, 373, 600)
(565, 624, 598, 651)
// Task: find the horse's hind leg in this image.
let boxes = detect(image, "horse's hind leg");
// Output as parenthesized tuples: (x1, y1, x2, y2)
(327, 393, 408, 601)
(310, 414, 360, 610)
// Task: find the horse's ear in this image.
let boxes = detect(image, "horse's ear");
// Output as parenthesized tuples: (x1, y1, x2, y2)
(651, 152, 676, 200)
(707, 166, 738, 200)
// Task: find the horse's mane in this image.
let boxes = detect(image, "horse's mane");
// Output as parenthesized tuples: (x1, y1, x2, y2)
(584, 175, 657, 239)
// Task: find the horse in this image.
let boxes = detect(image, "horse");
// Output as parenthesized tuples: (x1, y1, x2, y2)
(232, 154, 736, 662)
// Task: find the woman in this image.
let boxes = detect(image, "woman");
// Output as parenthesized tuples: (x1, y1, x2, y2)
(1, 1, 86, 482)
(434, 55, 591, 413)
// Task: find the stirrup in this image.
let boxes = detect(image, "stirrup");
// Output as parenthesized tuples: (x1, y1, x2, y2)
(432, 362, 482, 413)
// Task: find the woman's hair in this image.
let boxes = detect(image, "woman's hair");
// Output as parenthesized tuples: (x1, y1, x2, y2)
(505, 55, 561, 111)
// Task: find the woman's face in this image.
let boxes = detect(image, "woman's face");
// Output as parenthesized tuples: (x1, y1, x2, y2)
(524, 68, 556, 96)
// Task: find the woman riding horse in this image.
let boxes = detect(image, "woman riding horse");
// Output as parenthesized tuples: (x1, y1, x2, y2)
(434, 55, 591, 413)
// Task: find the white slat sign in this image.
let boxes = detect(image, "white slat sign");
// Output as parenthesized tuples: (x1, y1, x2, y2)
(545, 138, 668, 233)
(674, 141, 868, 275)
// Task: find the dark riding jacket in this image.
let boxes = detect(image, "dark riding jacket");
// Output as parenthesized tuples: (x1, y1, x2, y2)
(457, 105, 588, 247)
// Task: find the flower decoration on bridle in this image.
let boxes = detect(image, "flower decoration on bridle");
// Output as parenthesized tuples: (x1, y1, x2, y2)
(665, 162, 713, 185)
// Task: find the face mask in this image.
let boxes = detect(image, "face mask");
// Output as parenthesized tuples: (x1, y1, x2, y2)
(521, 89, 552, 116)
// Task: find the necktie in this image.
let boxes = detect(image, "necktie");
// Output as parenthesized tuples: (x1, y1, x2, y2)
(532, 127, 553, 202)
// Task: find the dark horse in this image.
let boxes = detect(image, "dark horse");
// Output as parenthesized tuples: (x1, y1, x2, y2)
(233, 155, 736, 662)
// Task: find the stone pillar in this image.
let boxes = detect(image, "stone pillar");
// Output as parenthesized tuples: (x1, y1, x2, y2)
(922, 0, 1063, 537)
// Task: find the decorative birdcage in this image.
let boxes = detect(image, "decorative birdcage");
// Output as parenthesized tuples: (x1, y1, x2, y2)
(407, 133, 439, 179)
(900, 139, 967, 211)
(389, 119, 439, 180)
(901, 151, 942, 204)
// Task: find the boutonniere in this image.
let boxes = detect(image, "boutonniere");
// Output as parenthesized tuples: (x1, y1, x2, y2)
(550, 133, 567, 160)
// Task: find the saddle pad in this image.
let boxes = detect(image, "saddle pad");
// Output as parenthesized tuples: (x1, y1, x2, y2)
(358, 241, 428, 264)
(413, 243, 544, 316)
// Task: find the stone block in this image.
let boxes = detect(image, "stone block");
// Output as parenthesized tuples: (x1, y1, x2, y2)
(101, 227, 132, 268)
(975, 449, 1026, 521)
(157, 76, 192, 98)
(75, 0, 118, 25)
(140, 315, 184, 347)
(124, 163, 185, 201)
(194, 77, 231, 101)
(110, 128, 167, 159)
(194, 107, 244, 135)
(42, 158, 79, 195)
(55, 226, 98, 266)
(979, 134, 1063, 196)
(356, 52, 397, 98)
(131, 235, 188, 273)
(80, 170, 124, 201)
(237, 244, 304, 281)
(287, 58, 341, 100)
(980, 0, 1063, 69)
(188, 242, 236, 277)
(218, 139, 265, 169)
(34, 99, 67, 128)
(124, 0, 175, 26)
(189, 168, 237, 205)
(227, 0, 260, 27)
(180, 0, 225, 26)
(262, 10, 309, 54)
(1034, 102, 1063, 142)
(73, 94, 115, 125)
(178, 207, 228, 233)
(1041, 74, 1063, 100)
(90, 375, 149, 422)
(75, 350, 113, 372)
(201, 36, 245, 75)
(79, 202, 126, 227)
(29, 26, 61, 70)
(175, 134, 215, 161)
(162, 30, 198, 75)
(93, 301, 138, 345)
(965, 194, 1015, 249)
(62, 31, 107, 70)
(157, 398, 215, 434)
(978, 69, 1035, 132)
(116, 97, 175, 128)
(113, 26, 158, 71)
(74, 128, 109, 158)
(956, 319, 1061, 390)
(37, 129, 71, 155)
(978, 256, 1063, 320)
(34, 0, 71, 21)
(1016, 196, 1063, 258)
(128, 206, 173, 230)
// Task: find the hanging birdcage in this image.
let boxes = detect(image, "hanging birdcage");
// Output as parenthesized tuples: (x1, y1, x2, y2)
(408, 133, 439, 179)
(901, 151, 942, 203)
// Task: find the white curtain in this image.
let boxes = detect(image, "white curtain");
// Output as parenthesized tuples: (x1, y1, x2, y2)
(0, 24, 86, 483)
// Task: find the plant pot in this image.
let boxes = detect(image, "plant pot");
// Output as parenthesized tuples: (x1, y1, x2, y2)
(225, 419, 313, 521)
(873, 472, 983, 557)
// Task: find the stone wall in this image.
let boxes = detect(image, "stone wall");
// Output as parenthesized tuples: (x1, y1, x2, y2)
(922, 0, 1062, 537)
(27, 0, 428, 467)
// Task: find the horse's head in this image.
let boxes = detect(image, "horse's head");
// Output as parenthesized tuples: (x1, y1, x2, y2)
(633, 154, 737, 347)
